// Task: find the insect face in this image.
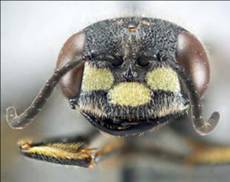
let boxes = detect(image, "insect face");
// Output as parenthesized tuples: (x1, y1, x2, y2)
(78, 57, 189, 135)
(70, 18, 190, 135)
(6, 17, 219, 137)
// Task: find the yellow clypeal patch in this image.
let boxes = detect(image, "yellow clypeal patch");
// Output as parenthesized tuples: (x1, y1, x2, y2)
(81, 63, 114, 91)
(146, 67, 180, 92)
(108, 82, 151, 107)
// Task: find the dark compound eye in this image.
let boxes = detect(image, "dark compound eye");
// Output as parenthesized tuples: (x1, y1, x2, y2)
(136, 57, 150, 67)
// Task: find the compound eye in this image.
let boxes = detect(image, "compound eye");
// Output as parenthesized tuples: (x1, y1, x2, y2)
(136, 57, 150, 67)
(57, 32, 86, 98)
(176, 31, 210, 96)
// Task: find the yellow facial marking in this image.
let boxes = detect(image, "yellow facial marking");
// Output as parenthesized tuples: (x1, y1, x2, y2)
(146, 67, 180, 92)
(108, 82, 151, 107)
(82, 63, 114, 91)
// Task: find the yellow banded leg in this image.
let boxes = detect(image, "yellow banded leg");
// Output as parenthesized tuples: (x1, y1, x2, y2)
(185, 140, 230, 165)
(18, 131, 124, 168)
(18, 130, 99, 168)
(19, 140, 96, 168)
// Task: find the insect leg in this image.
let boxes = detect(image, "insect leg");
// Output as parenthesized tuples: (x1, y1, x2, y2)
(185, 140, 230, 165)
(18, 129, 100, 168)
(119, 138, 230, 166)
